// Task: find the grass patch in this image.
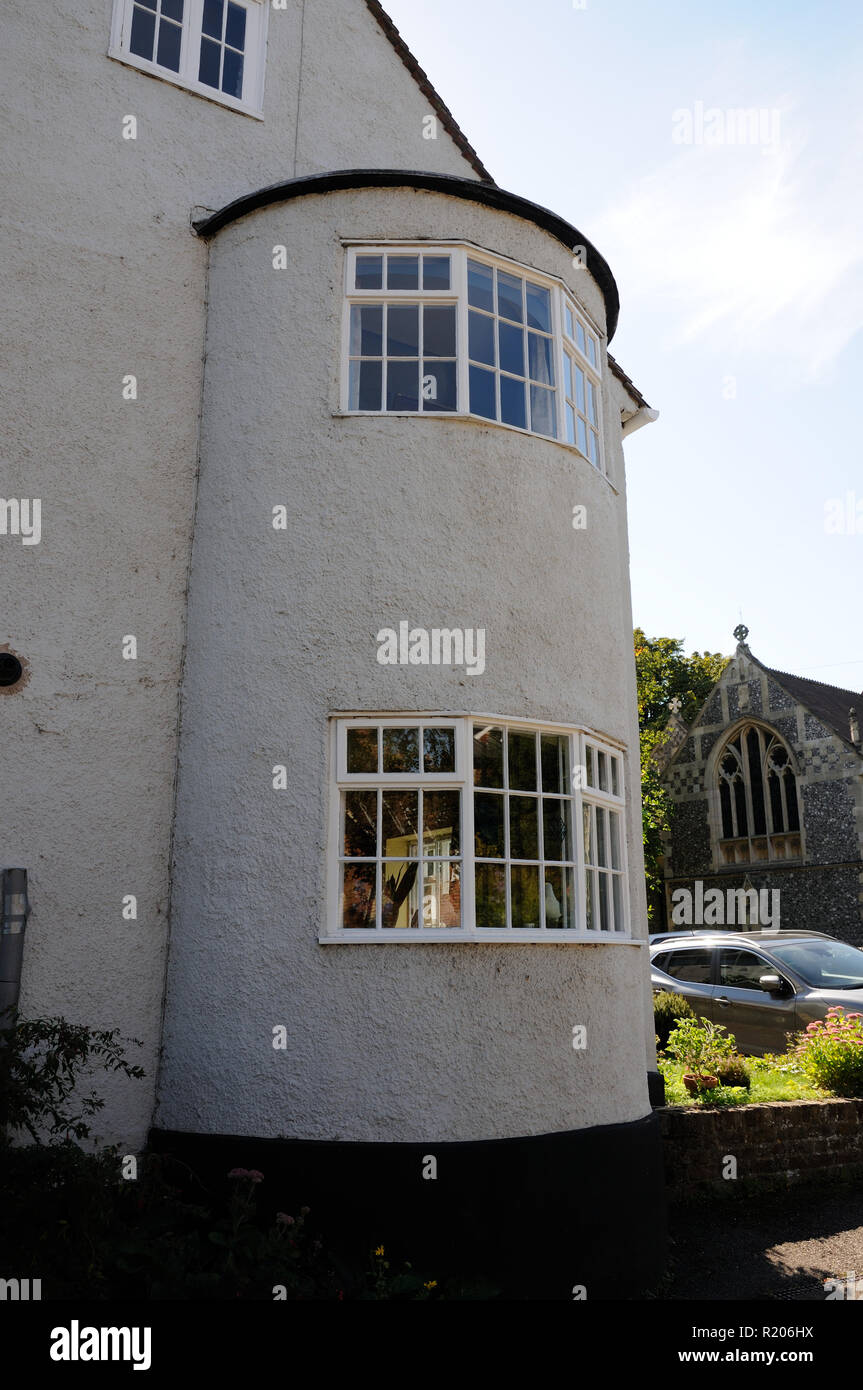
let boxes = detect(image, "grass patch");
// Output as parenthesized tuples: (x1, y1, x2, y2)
(660, 1056, 828, 1107)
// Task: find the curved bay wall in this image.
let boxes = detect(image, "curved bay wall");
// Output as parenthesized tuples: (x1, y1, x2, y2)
(156, 185, 651, 1143)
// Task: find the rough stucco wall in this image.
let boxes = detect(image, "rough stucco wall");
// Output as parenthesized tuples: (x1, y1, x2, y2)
(155, 186, 654, 1143)
(1, 1, 480, 1146)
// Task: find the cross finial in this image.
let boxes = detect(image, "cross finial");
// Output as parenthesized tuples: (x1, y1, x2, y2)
(669, 695, 683, 715)
(733, 623, 749, 645)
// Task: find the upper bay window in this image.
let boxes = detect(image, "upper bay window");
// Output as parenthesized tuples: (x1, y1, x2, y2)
(109, 0, 268, 115)
(327, 716, 628, 941)
(343, 245, 606, 472)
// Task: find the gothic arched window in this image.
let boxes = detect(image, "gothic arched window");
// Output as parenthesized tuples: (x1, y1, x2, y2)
(716, 724, 801, 864)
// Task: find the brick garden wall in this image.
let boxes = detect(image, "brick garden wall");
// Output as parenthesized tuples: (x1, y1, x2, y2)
(660, 1099, 863, 1201)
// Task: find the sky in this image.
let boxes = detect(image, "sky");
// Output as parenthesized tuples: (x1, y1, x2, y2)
(384, 0, 863, 693)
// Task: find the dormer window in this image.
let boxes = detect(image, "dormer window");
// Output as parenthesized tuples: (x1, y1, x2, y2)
(342, 244, 606, 470)
(109, 0, 268, 116)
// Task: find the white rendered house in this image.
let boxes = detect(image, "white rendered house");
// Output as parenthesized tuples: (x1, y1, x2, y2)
(3, 0, 663, 1295)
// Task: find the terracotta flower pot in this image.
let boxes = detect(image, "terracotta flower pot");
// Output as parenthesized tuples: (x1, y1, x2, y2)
(683, 1072, 720, 1096)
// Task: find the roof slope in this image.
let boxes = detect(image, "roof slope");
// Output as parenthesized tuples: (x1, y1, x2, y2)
(764, 667, 861, 744)
(365, 2, 493, 183)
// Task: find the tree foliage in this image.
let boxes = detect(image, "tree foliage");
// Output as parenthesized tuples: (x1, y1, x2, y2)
(634, 629, 728, 927)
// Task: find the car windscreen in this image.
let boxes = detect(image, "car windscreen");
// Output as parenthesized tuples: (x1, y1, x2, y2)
(769, 941, 863, 990)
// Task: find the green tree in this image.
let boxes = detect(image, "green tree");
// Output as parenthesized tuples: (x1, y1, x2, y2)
(634, 630, 728, 927)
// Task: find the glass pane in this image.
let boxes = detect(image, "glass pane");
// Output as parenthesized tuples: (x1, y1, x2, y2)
(137, 0, 157, 8)
(511, 865, 540, 928)
(585, 867, 595, 930)
(424, 727, 455, 773)
(423, 255, 451, 290)
(343, 789, 377, 856)
(526, 282, 551, 332)
(386, 361, 419, 412)
(130, 5, 156, 59)
(382, 727, 419, 772)
(226, 1, 246, 49)
(469, 311, 495, 366)
(423, 304, 456, 357)
(565, 403, 576, 445)
(596, 806, 607, 867)
(387, 255, 419, 290)
(382, 791, 418, 855)
(350, 304, 382, 356)
(528, 333, 554, 385)
(589, 431, 599, 466)
(612, 874, 623, 932)
(530, 385, 555, 438)
(610, 757, 619, 797)
(598, 751, 608, 791)
(349, 360, 382, 410)
(203, 0, 224, 38)
(576, 417, 587, 454)
(540, 734, 570, 794)
(422, 360, 456, 412)
(382, 861, 420, 928)
(598, 873, 610, 931)
(423, 861, 461, 927)
(199, 35, 221, 87)
(587, 336, 597, 366)
(473, 724, 503, 787)
(468, 259, 494, 311)
(609, 810, 621, 869)
(347, 727, 378, 773)
(583, 803, 593, 865)
(423, 790, 460, 856)
(476, 863, 506, 927)
(474, 792, 505, 858)
(497, 270, 523, 323)
(543, 798, 571, 862)
(498, 321, 524, 376)
(500, 375, 526, 429)
(544, 865, 575, 929)
(575, 367, 585, 412)
(576, 321, 586, 354)
(469, 365, 496, 420)
(508, 730, 537, 790)
(355, 255, 383, 290)
(564, 353, 574, 400)
(510, 796, 539, 860)
(586, 746, 594, 787)
(222, 46, 244, 98)
(586, 380, 597, 425)
(387, 305, 419, 357)
(564, 304, 574, 339)
(162, 0, 184, 19)
(342, 863, 376, 929)
(157, 16, 182, 69)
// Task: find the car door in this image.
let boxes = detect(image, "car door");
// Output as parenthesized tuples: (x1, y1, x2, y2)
(715, 947, 797, 1055)
(653, 946, 716, 1027)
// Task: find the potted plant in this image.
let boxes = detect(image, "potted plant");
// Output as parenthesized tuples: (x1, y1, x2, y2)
(665, 1018, 735, 1096)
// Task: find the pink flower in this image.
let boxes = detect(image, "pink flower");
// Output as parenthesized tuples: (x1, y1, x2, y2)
(277, 1212, 295, 1226)
(806, 1023, 821, 1032)
(247, 1170, 264, 1183)
(228, 1167, 249, 1178)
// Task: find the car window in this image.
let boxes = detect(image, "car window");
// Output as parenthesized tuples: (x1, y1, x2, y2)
(770, 941, 863, 990)
(662, 948, 712, 984)
(653, 952, 669, 973)
(719, 949, 770, 990)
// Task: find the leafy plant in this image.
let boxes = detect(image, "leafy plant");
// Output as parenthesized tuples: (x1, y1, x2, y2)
(0, 1009, 145, 1145)
(665, 1017, 736, 1078)
(714, 1055, 750, 1089)
(792, 1007, 863, 1097)
(653, 991, 695, 1052)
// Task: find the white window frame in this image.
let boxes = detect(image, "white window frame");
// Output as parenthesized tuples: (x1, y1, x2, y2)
(109, 0, 269, 118)
(340, 243, 607, 474)
(581, 739, 628, 934)
(324, 714, 631, 943)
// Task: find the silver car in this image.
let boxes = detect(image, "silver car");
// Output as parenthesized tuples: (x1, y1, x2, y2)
(650, 930, 863, 1055)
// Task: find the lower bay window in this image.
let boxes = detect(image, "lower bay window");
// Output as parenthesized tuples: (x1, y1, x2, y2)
(327, 716, 628, 940)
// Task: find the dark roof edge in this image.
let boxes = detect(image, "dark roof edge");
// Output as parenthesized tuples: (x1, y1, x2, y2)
(763, 664, 861, 704)
(607, 354, 651, 410)
(194, 169, 621, 341)
(365, 1, 493, 183)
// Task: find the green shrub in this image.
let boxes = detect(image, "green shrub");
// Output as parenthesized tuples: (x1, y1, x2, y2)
(653, 991, 695, 1051)
(714, 1055, 750, 1089)
(792, 1007, 863, 1097)
(665, 1017, 736, 1076)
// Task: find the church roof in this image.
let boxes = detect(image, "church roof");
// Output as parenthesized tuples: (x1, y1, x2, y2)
(763, 666, 861, 745)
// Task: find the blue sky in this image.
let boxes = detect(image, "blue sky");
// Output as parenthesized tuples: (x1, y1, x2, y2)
(384, 0, 863, 693)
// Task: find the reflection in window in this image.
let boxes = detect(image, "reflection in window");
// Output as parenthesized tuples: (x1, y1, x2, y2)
(468, 260, 556, 438)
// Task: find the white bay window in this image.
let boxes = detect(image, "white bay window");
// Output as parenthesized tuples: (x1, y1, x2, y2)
(326, 716, 628, 940)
